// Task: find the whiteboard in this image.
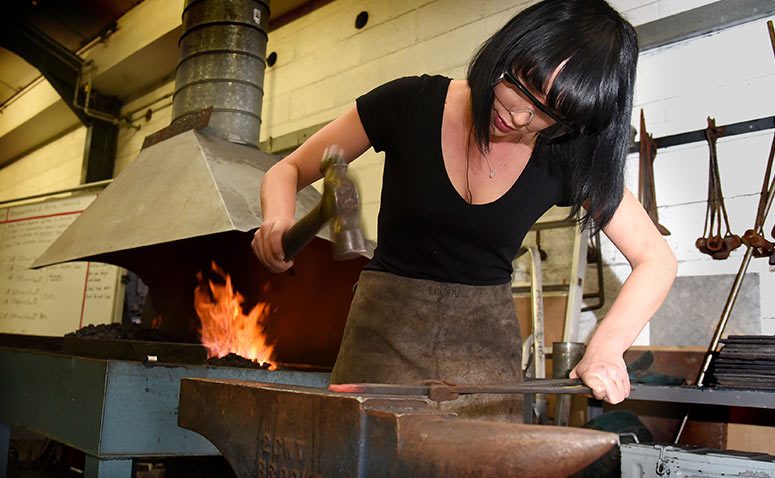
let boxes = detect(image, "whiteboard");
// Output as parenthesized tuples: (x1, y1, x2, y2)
(0, 194, 122, 336)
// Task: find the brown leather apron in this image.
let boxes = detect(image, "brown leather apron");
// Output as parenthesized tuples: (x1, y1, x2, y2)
(330, 270, 523, 422)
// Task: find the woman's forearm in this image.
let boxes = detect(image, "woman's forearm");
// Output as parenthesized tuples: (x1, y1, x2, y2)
(260, 162, 302, 223)
(587, 247, 677, 356)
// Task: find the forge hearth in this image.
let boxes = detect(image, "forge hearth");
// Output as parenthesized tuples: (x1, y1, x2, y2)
(60, 322, 330, 371)
(133, 235, 367, 369)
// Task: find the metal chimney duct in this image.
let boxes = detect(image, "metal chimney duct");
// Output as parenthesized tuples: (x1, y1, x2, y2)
(173, 0, 269, 146)
(33, 0, 296, 270)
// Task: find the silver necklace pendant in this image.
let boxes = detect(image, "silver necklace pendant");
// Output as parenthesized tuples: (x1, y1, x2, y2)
(484, 139, 521, 179)
(485, 155, 510, 178)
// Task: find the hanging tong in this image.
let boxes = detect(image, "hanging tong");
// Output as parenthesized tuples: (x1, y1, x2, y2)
(696, 117, 742, 259)
(769, 22, 775, 268)
(742, 136, 775, 258)
(638, 110, 671, 235)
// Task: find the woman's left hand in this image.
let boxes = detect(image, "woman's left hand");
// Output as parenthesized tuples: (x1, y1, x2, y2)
(569, 350, 630, 404)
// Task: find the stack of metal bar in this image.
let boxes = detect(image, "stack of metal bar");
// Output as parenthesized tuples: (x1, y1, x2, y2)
(714, 335, 775, 390)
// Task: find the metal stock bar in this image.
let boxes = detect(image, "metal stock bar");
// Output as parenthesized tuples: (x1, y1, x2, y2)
(328, 378, 593, 403)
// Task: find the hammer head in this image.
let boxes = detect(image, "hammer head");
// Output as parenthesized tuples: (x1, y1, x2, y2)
(280, 146, 369, 262)
(320, 146, 369, 260)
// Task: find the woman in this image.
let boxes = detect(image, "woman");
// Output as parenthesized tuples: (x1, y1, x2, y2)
(253, 0, 677, 421)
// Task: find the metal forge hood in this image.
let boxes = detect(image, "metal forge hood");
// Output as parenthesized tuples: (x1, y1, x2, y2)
(31, 128, 369, 368)
(33, 129, 326, 269)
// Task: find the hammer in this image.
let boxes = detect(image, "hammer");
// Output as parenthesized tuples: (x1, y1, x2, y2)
(281, 145, 368, 261)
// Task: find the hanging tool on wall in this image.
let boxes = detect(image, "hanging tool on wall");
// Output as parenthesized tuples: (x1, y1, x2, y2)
(695, 117, 742, 259)
(769, 20, 775, 265)
(745, 19, 775, 259)
(638, 110, 671, 235)
(742, 135, 775, 258)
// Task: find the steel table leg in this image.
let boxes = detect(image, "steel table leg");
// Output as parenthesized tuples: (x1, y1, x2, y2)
(0, 421, 9, 478)
(524, 393, 534, 424)
(84, 455, 133, 478)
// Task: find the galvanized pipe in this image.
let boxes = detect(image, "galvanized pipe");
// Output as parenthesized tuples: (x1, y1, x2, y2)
(172, 0, 270, 146)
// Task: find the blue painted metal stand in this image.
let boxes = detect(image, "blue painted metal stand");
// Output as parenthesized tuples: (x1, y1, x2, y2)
(0, 347, 329, 478)
(0, 420, 9, 478)
(84, 455, 134, 478)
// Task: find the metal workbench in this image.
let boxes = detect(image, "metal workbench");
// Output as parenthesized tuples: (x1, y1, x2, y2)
(627, 384, 775, 409)
(0, 346, 329, 478)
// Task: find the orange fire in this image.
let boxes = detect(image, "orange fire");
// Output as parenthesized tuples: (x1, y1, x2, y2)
(194, 261, 276, 369)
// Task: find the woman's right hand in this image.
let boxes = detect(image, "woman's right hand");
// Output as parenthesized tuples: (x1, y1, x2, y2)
(253, 104, 372, 273)
(252, 217, 296, 273)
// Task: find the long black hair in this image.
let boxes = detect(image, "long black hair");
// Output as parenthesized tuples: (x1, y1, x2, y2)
(467, 0, 638, 230)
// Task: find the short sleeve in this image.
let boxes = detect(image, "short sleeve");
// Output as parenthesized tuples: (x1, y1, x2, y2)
(548, 155, 574, 208)
(356, 76, 425, 153)
(556, 184, 573, 208)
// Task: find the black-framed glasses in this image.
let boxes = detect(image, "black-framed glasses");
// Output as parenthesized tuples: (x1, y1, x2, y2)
(498, 71, 575, 139)
(493, 92, 535, 127)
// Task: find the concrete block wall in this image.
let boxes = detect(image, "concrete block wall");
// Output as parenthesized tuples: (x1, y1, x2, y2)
(617, 0, 715, 24)
(1, 0, 772, 345)
(0, 0, 719, 207)
(261, 0, 717, 240)
(261, 0, 535, 238)
(0, 127, 85, 202)
(114, 83, 175, 175)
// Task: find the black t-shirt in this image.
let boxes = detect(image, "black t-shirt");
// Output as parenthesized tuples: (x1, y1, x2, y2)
(357, 74, 570, 285)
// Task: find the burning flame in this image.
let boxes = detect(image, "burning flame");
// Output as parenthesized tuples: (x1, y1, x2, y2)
(194, 261, 276, 369)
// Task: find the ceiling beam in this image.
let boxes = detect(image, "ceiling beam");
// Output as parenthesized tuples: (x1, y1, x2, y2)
(0, 21, 86, 122)
(0, 0, 182, 168)
(637, 0, 775, 51)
